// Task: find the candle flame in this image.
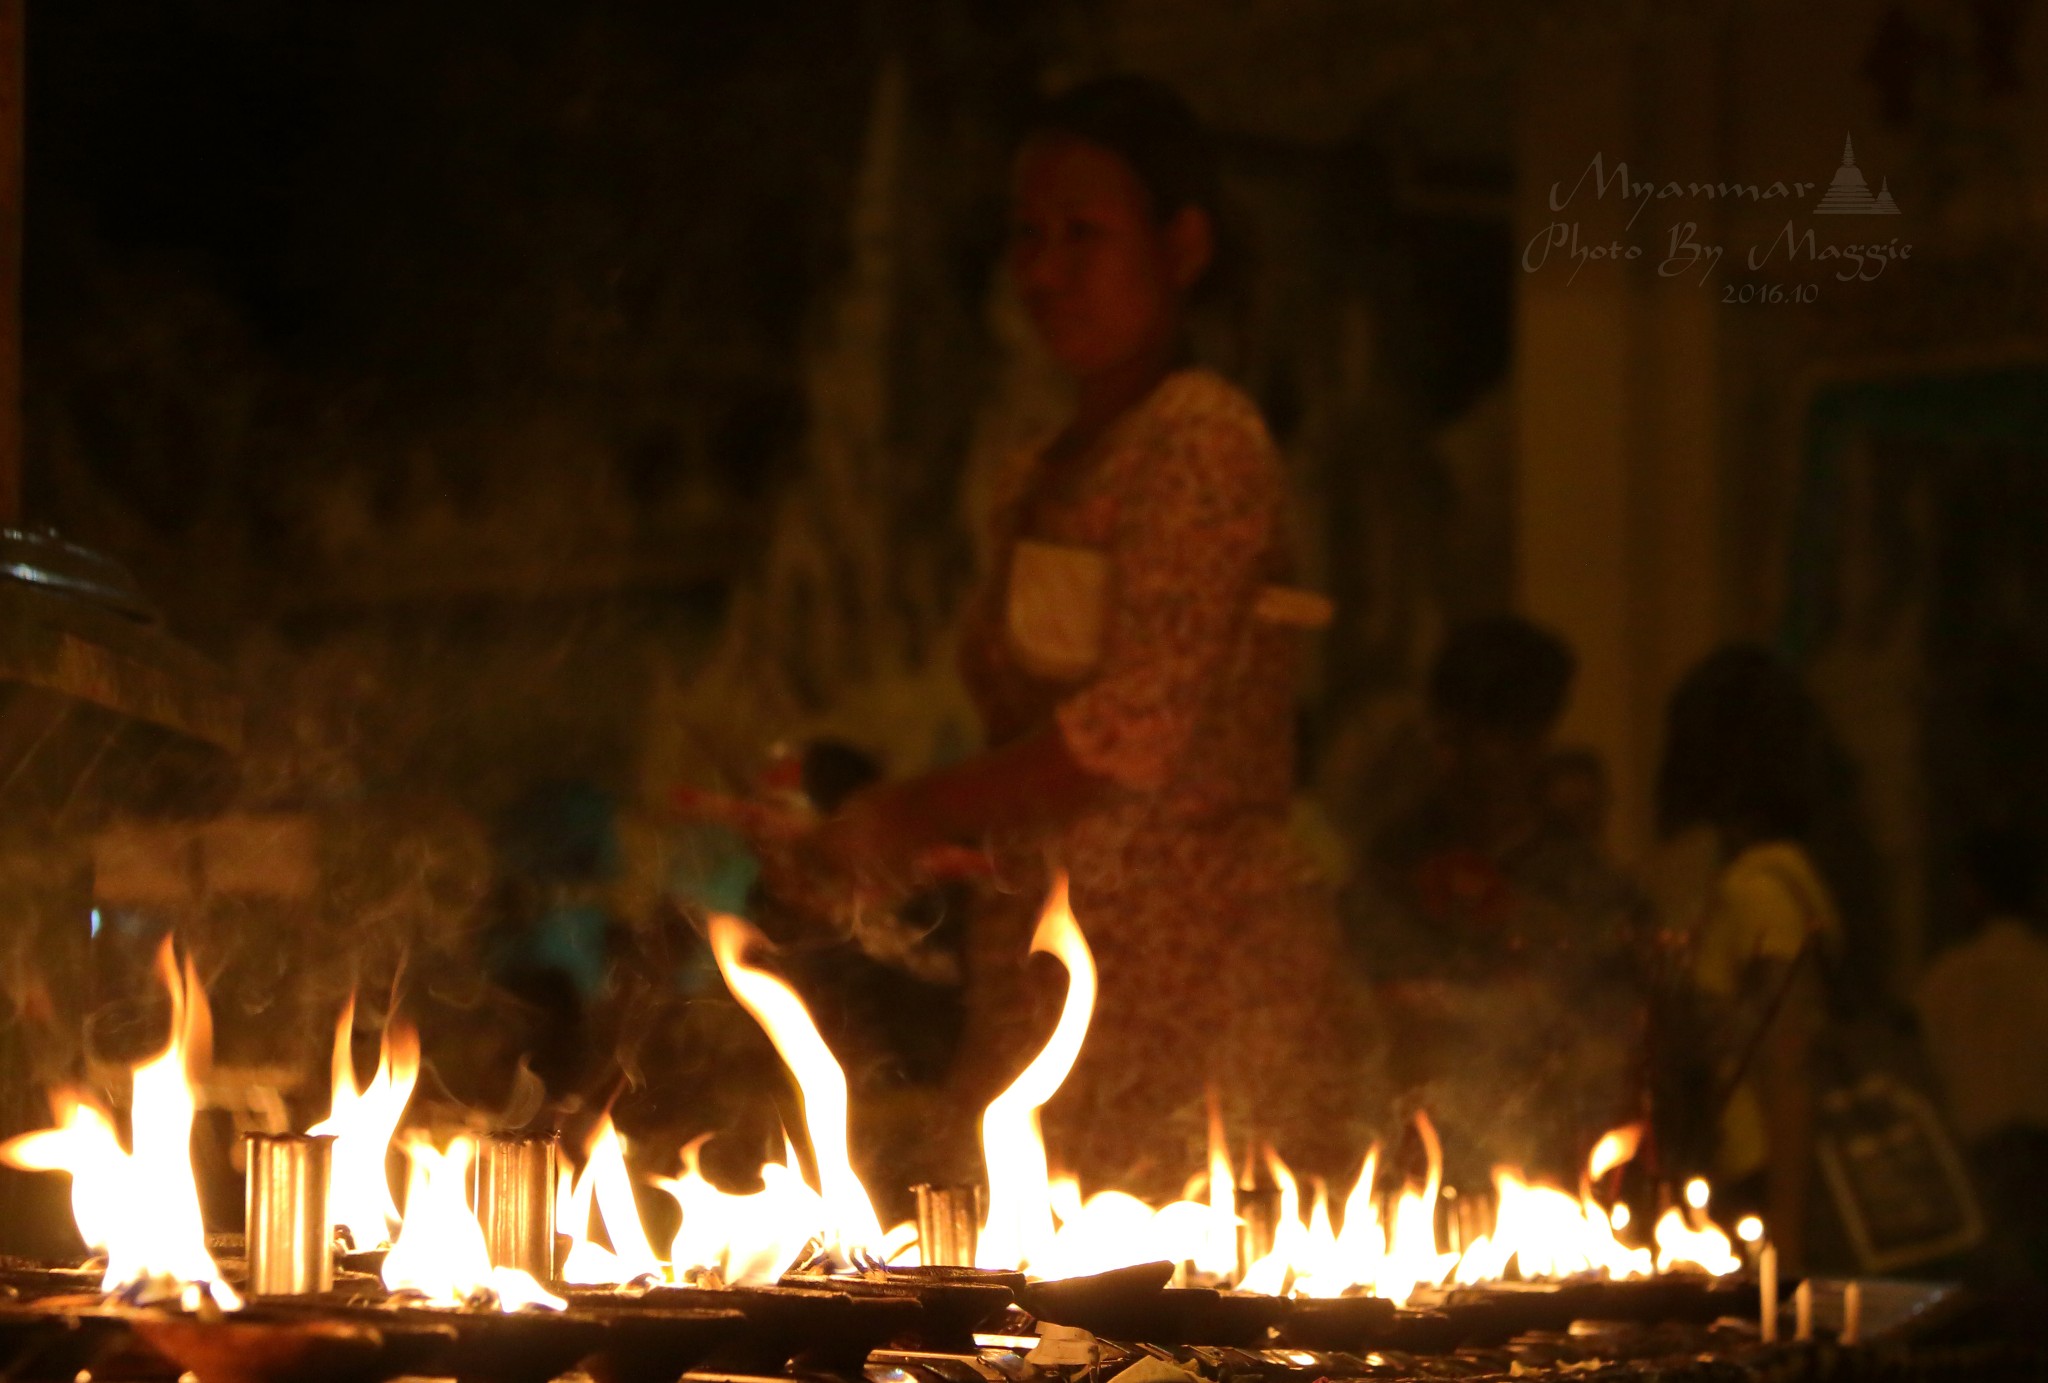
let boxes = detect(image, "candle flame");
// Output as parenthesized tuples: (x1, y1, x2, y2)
(382, 1135, 565, 1311)
(707, 913, 884, 1258)
(306, 995, 419, 1251)
(1, 939, 239, 1309)
(976, 875, 1096, 1271)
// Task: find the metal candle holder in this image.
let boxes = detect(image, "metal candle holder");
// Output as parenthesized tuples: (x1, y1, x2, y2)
(245, 1133, 335, 1296)
(912, 1183, 985, 1267)
(476, 1133, 557, 1283)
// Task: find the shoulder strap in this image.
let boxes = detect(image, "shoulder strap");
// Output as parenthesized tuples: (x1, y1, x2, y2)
(1712, 931, 1816, 1113)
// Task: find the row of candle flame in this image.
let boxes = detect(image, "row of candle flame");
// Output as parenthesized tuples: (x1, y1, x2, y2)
(0, 877, 1750, 1314)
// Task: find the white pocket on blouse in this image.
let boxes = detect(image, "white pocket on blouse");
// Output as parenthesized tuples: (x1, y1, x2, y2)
(1005, 539, 1333, 682)
(1006, 541, 1109, 681)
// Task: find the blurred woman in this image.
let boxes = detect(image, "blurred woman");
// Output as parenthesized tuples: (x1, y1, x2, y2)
(810, 77, 1348, 1190)
(1654, 645, 1846, 1271)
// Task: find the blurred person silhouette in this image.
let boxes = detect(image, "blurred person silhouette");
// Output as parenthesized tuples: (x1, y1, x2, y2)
(1652, 645, 1855, 1273)
(1358, 616, 1643, 1180)
(1543, 745, 1612, 847)
(1916, 827, 2048, 1280)
(791, 75, 1351, 1191)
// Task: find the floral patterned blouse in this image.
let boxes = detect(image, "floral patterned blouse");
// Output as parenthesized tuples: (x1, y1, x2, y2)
(954, 368, 1353, 1194)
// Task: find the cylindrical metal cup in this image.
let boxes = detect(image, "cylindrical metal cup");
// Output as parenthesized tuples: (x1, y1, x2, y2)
(913, 1183, 984, 1267)
(245, 1133, 335, 1296)
(476, 1133, 557, 1283)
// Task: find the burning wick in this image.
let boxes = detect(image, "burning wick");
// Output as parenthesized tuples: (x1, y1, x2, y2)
(976, 874, 1096, 1273)
(708, 912, 885, 1260)
(307, 996, 419, 1252)
(382, 1136, 565, 1311)
(558, 1116, 662, 1284)
(1734, 1214, 1765, 1277)
(0, 939, 240, 1310)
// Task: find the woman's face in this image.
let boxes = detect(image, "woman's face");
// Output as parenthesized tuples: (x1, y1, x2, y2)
(1008, 134, 1210, 380)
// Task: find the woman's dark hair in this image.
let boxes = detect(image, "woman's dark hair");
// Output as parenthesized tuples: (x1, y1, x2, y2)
(1659, 644, 1894, 1014)
(1427, 615, 1576, 740)
(1024, 75, 1225, 229)
(1021, 74, 1242, 324)
(1962, 826, 2043, 919)
(1656, 645, 1828, 845)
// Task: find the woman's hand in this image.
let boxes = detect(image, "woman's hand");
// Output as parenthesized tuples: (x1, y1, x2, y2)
(792, 728, 1105, 909)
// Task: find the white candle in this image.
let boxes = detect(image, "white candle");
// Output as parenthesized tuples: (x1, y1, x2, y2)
(1760, 1243, 1779, 1342)
(1795, 1279, 1813, 1342)
(1843, 1281, 1862, 1345)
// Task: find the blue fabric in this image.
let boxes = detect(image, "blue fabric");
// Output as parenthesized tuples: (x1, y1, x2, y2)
(526, 902, 612, 1001)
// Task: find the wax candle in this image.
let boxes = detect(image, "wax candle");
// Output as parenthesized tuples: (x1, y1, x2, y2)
(1760, 1242, 1779, 1343)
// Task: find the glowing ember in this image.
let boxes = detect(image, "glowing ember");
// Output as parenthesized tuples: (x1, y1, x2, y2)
(382, 1135, 565, 1311)
(306, 995, 419, 1251)
(976, 875, 1096, 1272)
(1, 940, 239, 1309)
(707, 913, 884, 1258)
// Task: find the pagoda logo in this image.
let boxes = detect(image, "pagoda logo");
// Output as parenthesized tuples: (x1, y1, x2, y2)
(1813, 134, 1900, 215)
